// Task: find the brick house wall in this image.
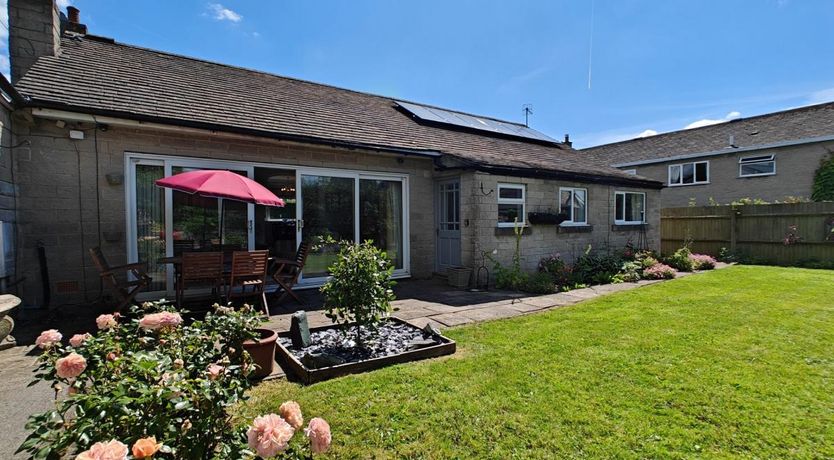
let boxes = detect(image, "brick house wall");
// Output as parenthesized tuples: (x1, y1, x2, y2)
(621, 141, 833, 208)
(12, 117, 437, 306)
(457, 171, 661, 272)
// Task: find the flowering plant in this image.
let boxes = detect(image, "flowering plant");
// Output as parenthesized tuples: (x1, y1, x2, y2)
(689, 253, 717, 270)
(18, 301, 267, 459)
(642, 263, 678, 280)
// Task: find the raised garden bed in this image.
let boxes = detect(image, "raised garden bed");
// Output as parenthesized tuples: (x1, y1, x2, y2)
(275, 317, 456, 384)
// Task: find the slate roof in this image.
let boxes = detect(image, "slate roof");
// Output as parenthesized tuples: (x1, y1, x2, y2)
(14, 34, 659, 187)
(583, 102, 834, 166)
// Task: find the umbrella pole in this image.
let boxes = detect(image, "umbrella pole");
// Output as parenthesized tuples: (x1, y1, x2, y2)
(219, 198, 225, 247)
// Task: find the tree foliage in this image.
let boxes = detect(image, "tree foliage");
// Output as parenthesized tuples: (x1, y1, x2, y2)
(320, 240, 395, 346)
(812, 151, 834, 202)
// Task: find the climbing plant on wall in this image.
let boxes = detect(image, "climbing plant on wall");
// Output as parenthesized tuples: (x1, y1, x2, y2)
(811, 151, 834, 202)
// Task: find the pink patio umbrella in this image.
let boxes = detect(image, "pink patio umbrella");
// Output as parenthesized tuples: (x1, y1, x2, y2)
(155, 170, 285, 246)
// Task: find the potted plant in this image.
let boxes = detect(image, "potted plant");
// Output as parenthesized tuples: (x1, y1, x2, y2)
(243, 327, 278, 378)
(528, 211, 569, 225)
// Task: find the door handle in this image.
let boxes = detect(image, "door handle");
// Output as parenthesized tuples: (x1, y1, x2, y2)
(297, 219, 304, 231)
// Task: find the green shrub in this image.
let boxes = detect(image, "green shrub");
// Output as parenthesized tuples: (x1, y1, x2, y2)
(612, 261, 642, 283)
(321, 240, 396, 346)
(537, 254, 573, 289)
(572, 246, 623, 285)
(491, 219, 528, 291)
(523, 272, 557, 294)
(812, 152, 834, 202)
(494, 265, 528, 291)
(665, 247, 695, 272)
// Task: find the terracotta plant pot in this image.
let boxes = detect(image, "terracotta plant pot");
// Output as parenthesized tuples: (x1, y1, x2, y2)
(243, 328, 278, 379)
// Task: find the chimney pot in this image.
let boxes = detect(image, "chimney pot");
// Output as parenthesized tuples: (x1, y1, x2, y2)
(563, 134, 572, 147)
(67, 6, 80, 24)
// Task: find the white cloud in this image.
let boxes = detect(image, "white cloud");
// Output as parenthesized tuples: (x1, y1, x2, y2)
(208, 3, 242, 22)
(684, 111, 741, 129)
(637, 129, 658, 138)
(809, 87, 834, 104)
(56, 0, 71, 10)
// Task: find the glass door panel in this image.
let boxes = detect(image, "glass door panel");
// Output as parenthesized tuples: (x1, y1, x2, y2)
(171, 166, 249, 253)
(135, 164, 166, 291)
(360, 178, 403, 270)
(254, 168, 297, 258)
(300, 174, 355, 279)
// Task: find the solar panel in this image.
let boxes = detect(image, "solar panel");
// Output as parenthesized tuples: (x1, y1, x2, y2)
(396, 100, 559, 144)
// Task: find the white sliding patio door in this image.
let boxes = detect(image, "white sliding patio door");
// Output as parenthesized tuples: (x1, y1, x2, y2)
(127, 156, 255, 296)
(297, 170, 409, 285)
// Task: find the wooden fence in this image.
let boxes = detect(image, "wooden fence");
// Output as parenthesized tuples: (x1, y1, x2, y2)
(661, 202, 834, 265)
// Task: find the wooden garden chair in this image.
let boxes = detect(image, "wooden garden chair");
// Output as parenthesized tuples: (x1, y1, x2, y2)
(226, 250, 270, 315)
(176, 251, 223, 306)
(89, 247, 152, 311)
(269, 241, 310, 306)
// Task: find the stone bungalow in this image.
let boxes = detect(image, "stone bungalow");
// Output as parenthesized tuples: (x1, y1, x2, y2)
(3, 0, 662, 307)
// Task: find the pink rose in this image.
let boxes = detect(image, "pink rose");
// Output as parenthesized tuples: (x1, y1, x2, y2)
(138, 312, 183, 331)
(35, 329, 63, 349)
(96, 314, 118, 330)
(207, 363, 224, 380)
(56, 352, 87, 379)
(246, 414, 294, 457)
(305, 417, 331, 454)
(69, 333, 92, 347)
(75, 439, 128, 460)
(279, 400, 304, 430)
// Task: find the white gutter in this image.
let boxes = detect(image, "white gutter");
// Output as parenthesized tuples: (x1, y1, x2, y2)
(611, 134, 834, 168)
(29, 107, 443, 158)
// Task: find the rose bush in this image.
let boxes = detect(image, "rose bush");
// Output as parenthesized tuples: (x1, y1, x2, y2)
(19, 301, 269, 459)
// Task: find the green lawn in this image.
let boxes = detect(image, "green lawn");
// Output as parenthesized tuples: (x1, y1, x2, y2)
(236, 266, 834, 459)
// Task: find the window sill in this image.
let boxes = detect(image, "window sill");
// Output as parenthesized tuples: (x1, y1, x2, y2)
(557, 224, 593, 234)
(611, 223, 647, 232)
(738, 173, 776, 178)
(667, 182, 710, 187)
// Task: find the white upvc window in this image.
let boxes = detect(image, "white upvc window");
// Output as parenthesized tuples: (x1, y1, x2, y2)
(559, 187, 588, 225)
(739, 154, 776, 177)
(497, 183, 526, 227)
(615, 191, 646, 225)
(668, 161, 709, 186)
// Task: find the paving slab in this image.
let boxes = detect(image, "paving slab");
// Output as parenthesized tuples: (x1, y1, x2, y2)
(430, 313, 476, 327)
(460, 306, 521, 322)
(506, 301, 549, 313)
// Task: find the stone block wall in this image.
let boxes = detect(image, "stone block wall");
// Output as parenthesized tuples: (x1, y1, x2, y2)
(13, 117, 436, 306)
(458, 171, 661, 273)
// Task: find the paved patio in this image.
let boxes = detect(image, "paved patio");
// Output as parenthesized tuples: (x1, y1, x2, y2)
(262, 276, 672, 333)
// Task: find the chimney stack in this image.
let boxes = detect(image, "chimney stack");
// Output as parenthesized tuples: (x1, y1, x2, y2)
(65, 6, 87, 34)
(67, 6, 79, 24)
(563, 134, 572, 147)
(8, 0, 61, 83)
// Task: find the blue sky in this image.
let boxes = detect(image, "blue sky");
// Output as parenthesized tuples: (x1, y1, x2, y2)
(2, 0, 834, 147)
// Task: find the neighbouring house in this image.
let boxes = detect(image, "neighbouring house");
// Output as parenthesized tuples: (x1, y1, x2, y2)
(4, 0, 662, 307)
(583, 102, 834, 208)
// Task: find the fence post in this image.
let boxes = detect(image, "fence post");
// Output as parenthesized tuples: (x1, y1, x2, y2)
(730, 208, 739, 251)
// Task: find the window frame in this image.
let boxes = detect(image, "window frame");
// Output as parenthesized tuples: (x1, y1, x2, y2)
(614, 191, 646, 225)
(738, 154, 776, 177)
(497, 183, 526, 227)
(668, 160, 709, 186)
(558, 187, 588, 226)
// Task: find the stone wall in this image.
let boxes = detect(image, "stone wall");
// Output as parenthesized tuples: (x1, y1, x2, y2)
(624, 141, 833, 208)
(13, 117, 436, 306)
(459, 171, 661, 273)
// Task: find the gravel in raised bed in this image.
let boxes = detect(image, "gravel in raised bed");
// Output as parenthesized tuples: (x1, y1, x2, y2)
(279, 320, 440, 364)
